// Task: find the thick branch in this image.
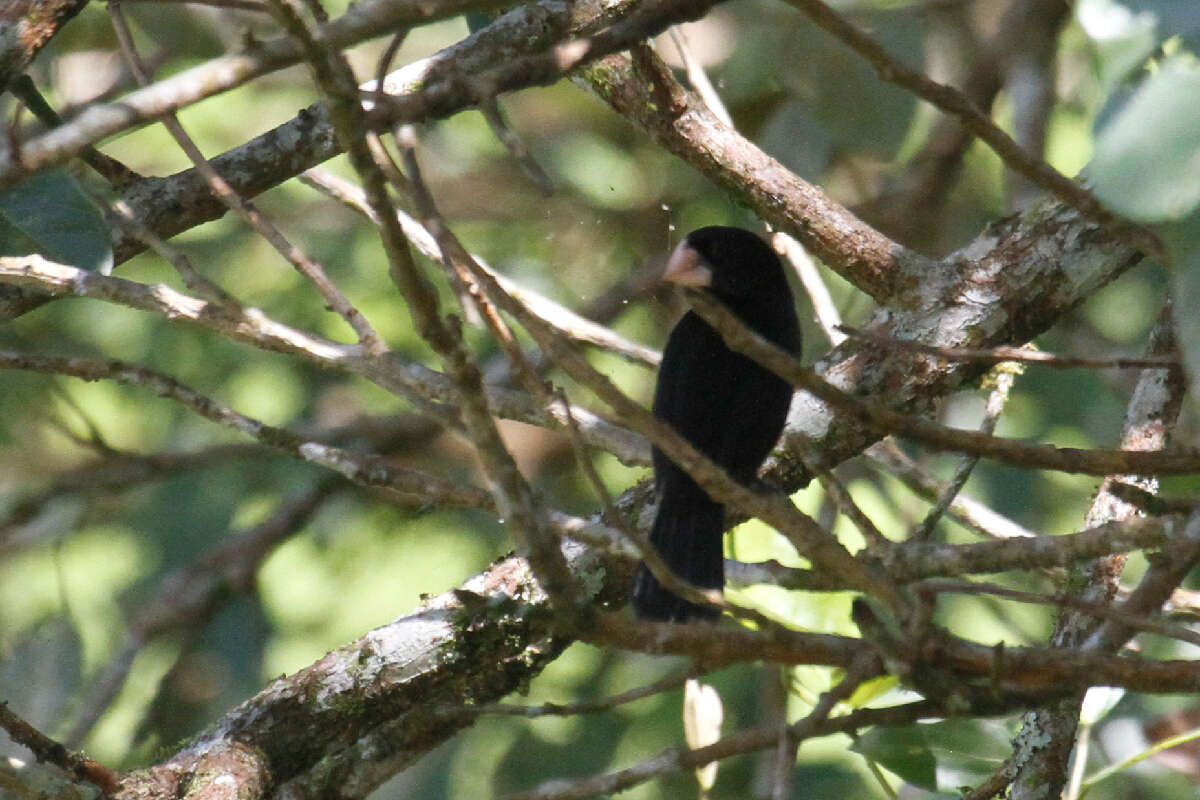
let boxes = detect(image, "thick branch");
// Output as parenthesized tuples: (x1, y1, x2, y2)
(0, 0, 723, 190)
(581, 48, 923, 303)
(0, 0, 89, 91)
(113, 547, 592, 800)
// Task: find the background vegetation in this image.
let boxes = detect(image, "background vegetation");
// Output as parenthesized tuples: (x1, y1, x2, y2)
(1, 0, 1200, 798)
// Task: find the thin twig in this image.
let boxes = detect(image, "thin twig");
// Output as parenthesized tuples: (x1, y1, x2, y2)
(108, 1, 386, 353)
(0, 349, 492, 509)
(82, 184, 240, 305)
(481, 100, 555, 194)
(684, 290, 1200, 477)
(499, 701, 929, 800)
(866, 439, 1037, 540)
(8, 74, 140, 188)
(912, 362, 1017, 539)
(0, 254, 650, 464)
(919, 579, 1200, 648)
(774, 232, 845, 346)
(268, 0, 581, 615)
(298, 167, 660, 367)
(464, 665, 700, 718)
(666, 25, 731, 125)
(0, 702, 120, 796)
(815, 469, 889, 551)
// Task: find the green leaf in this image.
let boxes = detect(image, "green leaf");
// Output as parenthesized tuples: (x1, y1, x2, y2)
(852, 726, 938, 790)
(845, 674, 900, 709)
(1089, 57, 1200, 222)
(0, 169, 113, 274)
(922, 718, 1012, 777)
(1077, 0, 1161, 87)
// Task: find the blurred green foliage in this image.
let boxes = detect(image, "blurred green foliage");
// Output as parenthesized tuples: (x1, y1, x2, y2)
(2, 0, 1200, 797)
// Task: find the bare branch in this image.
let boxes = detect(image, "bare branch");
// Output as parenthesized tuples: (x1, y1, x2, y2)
(733, 515, 1182, 592)
(0, 0, 517, 185)
(0, 702, 118, 796)
(467, 666, 698, 718)
(299, 167, 660, 367)
(108, 1, 385, 353)
(500, 700, 930, 800)
(774, 232, 845, 346)
(581, 46, 922, 303)
(114, 547, 592, 800)
(0, 255, 649, 463)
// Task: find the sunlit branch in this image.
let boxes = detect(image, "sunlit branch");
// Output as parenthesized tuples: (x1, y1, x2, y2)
(0, 0, 518, 186)
(730, 515, 1182, 592)
(1, 0, 729, 189)
(0, 255, 649, 463)
(115, 546, 585, 799)
(584, 45, 918, 303)
(773, 232, 846, 346)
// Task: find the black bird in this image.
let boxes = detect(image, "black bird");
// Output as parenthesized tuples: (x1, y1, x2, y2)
(632, 226, 801, 622)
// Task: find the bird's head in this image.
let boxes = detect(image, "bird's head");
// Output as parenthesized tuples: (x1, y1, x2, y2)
(662, 226, 788, 305)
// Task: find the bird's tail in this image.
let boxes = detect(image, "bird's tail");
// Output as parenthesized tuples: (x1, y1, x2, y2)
(631, 493, 724, 622)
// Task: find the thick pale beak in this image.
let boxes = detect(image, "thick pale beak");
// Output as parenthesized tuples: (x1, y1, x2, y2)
(662, 241, 712, 287)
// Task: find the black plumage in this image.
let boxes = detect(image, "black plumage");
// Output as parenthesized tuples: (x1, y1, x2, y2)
(632, 226, 801, 622)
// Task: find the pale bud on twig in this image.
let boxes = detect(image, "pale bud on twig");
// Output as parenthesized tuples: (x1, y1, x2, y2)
(683, 678, 723, 793)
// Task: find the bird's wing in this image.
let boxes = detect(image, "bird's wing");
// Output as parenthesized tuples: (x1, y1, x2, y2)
(652, 312, 792, 484)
